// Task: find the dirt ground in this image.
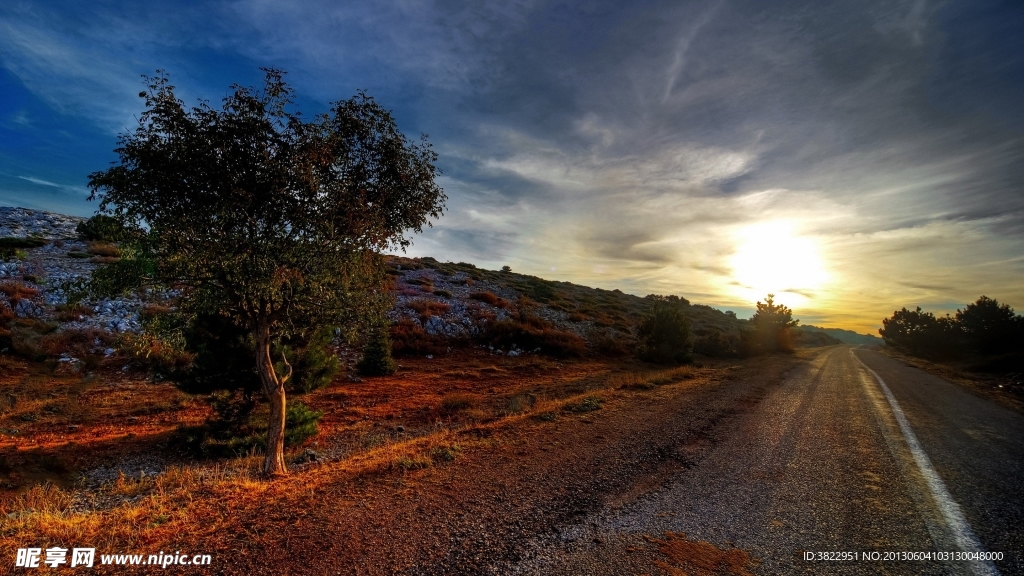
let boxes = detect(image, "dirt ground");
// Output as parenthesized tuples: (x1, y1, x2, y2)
(0, 347, 810, 575)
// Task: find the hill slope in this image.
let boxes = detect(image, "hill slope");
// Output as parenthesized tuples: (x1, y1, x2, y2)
(800, 325, 880, 346)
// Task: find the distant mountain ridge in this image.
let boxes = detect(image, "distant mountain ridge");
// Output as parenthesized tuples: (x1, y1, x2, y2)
(799, 325, 880, 346)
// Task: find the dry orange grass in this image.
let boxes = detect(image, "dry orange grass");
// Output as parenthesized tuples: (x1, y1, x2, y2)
(0, 348, 722, 559)
(607, 365, 700, 390)
(85, 242, 120, 258)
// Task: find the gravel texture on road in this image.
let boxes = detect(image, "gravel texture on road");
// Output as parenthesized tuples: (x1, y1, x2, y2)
(501, 347, 1023, 575)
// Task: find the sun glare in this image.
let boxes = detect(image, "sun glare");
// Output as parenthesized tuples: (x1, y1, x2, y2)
(729, 221, 828, 305)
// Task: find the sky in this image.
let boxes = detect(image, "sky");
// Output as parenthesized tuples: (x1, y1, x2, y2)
(1, 0, 1023, 333)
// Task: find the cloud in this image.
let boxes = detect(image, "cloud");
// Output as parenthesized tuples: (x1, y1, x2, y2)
(1, 0, 1022, 332)
(18, 175, 61, 187)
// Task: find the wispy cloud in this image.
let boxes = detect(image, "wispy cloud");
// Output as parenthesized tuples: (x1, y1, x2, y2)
(18, 175, 61, 187)
(1, 0, 1022, 332)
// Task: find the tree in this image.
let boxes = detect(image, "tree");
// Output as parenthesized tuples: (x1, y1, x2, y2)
(879, 306, 961, 359)
(637, 299, 692, 364)
(88, 69, 445, 475)
(356, 321, 398, 376)
(748, 294, 798, 353)
(955, 296, 1022, 355)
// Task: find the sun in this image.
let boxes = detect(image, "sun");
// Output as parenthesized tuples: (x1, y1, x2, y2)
(729, 221, 828, 305)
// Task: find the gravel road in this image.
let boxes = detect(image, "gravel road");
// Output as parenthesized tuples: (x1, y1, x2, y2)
(502, 347, 1024, 575)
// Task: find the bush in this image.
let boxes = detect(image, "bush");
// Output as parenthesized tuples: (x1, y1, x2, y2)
(357, 323, 397, 376)
(174, 313, 258, 394)
(637, 301, 692, 364)
(440, 393, 476, 412)
(284, 401, 323, 446)
(0, 236, 46, 259)
(171, 395, 321, 458)
(565, 396, 603, 413)
(54, 303, 93, 322)
(693, 328, 739, 357)
(389, 317, 446, 356)
(86, 241, 121, 258)
(7, 319, 59, 360)
(469, 291, 508, 308)
(429, 444, 460, 462)
(594, 332, 632, 356)
(278, 326, 340, 393)
(115, 332, 195, 377)
(407, 299, 451, 321)
(481, 314, 586, 357)
(173, 313, 338, 394)
(75, 214, 132, 242)
(38, 328, 113, 359)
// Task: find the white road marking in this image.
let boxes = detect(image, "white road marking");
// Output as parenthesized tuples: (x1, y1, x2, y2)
(854, 351, 999, 576)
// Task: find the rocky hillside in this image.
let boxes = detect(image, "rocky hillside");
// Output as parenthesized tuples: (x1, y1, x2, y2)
(0, 207, 749, 358)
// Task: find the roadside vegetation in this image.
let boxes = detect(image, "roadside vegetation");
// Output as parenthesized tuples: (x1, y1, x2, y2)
(879, 297, 1024, 403)
(880, 296, 1023, 365)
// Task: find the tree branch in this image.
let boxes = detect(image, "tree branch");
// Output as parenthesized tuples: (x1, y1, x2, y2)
(280, 350, 293, 386)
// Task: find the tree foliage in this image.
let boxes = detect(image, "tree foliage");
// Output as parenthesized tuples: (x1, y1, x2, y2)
(638, 298, 692, 364)
(88, 69, 445, 475)
(356, 321, 398, 376)
(746, 294, 798, 354)
(881, 296, 1023, 360)
(955, 296, 1022, 355)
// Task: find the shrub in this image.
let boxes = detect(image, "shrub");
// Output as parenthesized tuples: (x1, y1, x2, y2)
(284, 326, 340, 393)
(87, 254, 157, 298)
(75, 214, 132, 242)
(440, 393, 476, 412)
(595, 333, 632, 356)
(54, 303, 93, 322)
(507, 393, 536, 414)
(481, 315, 586, 357)
(389, 317, 446, 356)
(357, 323, 397, 376)
(115, 332, 195, 377)
(5, 319, 58, 360)
(171, 395, 321, 457)
(38, 328, 112, 359)
(284, 401, 322, 446)
(693, 328, 739, 357)
(469, 291, 508, 308)
(433, 289, 452, 298)
(565, 396, 603, 413)
(171, 313, 339, 395)
(0, 236, 46, 259)
(86, 241, 121, 258)
(568, 311, 589, 322)
(0, 281, 40, 303)
(429, 444, 460, 462)
(407, 299, 451, 321)
(637, 301, 692, 364)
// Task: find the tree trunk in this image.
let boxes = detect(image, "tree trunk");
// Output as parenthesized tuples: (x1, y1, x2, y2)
(255, 322, 288, 476)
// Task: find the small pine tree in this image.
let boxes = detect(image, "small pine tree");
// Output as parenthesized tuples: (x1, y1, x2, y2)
(638, 300, 693, 364)
(357, 323, 397, 376)
(748, 294, 799, 354)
